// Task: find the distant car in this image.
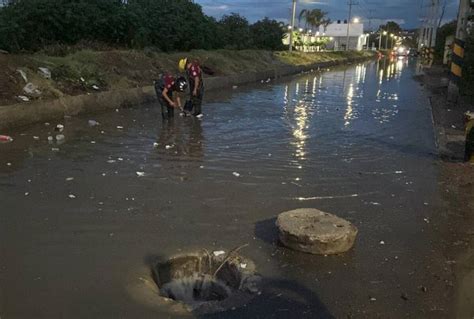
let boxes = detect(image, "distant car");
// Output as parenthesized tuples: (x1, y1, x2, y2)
(393, 46, 410, 56)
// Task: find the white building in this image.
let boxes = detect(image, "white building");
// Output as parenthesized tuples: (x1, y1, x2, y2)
(319, 21, 368, 51)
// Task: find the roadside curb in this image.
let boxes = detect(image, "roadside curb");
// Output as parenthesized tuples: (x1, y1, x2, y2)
(0, 56, 373, 131)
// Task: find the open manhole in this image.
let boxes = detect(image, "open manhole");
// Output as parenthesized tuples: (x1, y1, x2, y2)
(151, 246, 261, 314)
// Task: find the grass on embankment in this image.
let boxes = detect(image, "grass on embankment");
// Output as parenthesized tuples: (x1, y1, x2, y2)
(0, 49, 374, 106)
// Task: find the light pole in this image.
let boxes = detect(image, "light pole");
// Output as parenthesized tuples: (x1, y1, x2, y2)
(345, 1, 355, 51)
(390, 34, 394, 49)
(384, 31, 389, 49)
(378, 30, 384, 50)
(289, 0, 297, 52)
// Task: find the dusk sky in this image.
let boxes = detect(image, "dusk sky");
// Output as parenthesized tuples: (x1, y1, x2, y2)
(195, 0, 460, 30)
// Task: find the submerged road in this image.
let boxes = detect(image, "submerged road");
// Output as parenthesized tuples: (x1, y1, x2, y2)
(0, 59, 455, 318)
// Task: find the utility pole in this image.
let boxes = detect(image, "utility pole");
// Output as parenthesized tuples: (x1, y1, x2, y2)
(289, 0, 297, 52)
(345, 0, 358, 51)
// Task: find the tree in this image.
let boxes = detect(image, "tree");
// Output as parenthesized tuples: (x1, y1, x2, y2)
(434, 20, 457, 61)
(251, 18, 285, 50)
(219, 13, 252, 50)
(298, 9, 330, 32)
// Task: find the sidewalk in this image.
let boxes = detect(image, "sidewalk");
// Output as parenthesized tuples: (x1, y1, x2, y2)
(419, 64, 474, 319)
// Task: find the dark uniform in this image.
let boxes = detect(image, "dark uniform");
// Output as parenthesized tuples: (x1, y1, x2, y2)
(186, 62, 204, 116)
(154, 74, 177, 119)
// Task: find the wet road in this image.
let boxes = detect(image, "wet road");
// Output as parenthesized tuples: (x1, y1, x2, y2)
(0, 59, 454, 318)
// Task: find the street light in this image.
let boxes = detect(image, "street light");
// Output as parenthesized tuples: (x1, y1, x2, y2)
(353, 17, 360, 23)
(289, 0, 297, 52)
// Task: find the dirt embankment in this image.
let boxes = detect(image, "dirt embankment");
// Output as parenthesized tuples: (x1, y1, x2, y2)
(0, 50, 374, 107)
(421, 65, 474, 319)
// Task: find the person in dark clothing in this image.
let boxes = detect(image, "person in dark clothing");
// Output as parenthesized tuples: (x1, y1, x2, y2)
(179, 58, 204, 117)
(154, 74, 187, 120)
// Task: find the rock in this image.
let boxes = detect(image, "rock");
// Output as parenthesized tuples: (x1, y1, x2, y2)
(23, 83, 42, 98)
(276, 208, 358, 255)
(38, 67, 51, 79)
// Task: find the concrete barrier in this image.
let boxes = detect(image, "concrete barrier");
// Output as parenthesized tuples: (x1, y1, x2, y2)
(0, 56, 373, 131)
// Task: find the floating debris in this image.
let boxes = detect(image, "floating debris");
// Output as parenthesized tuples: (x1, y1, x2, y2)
(66, 177, 74, 181)
(213, 250, 225, 257)
(88, 120, 100, 127)
(136, 172, 146, 177)
(68, 194, 76, 199)
(55, 124, 64, 132)
(233, 172, 240, 177)
(0, 135, 13, 143)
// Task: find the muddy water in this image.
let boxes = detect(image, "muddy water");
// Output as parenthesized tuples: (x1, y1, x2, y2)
(0, 59, 453, 318)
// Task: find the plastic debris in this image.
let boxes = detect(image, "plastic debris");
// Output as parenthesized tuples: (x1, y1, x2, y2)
(23, 83, 42, 97)
(213, 251, 225, 257)
(118, 158, 124, 161)
(68, 194, 76, 199)
(88, 120, 100, 127)
(117, 126, 124, 129)
(232, 85, 238, 89)
(55, 124, 64, 132)
(196, 114, 204, 119)
(25, 192, 29, 196)
(56, 134, 65, 141)
(33, 136, 40, 140)
(6, 163, 11, 166)
(47, 136, 54, 142)
(423, 218, 430, 224)
(233, 172, 240, 177)
(38, 67, 51, 79)
(66, 177, 74, 181)
(240, 263, 247, 269)
(0, 135, 13, 143)
(92, 85, 99, 90)
(52, 148, 60, 152)
(153, 142, 159, 148)
(370, 297, 377, 302)
(107, 160, 116, 164)
(18, 95, 30, 102)
(80, 77, 85, 82)
(136, 172, 146, 177)
(165, 145, 173, 150)
(379, 241, 385, 245)
(17, 69, 28, 83)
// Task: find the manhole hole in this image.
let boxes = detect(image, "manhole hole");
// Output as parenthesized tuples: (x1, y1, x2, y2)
(151, 245, 261, 314)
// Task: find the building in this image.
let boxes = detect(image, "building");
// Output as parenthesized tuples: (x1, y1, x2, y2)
(320, 20, 368, 51)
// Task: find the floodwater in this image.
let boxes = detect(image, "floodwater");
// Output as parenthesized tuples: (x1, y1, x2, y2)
(0, 59, 454, 318)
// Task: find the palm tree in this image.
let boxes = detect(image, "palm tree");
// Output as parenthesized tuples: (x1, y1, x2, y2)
(299, 9, 330, 32)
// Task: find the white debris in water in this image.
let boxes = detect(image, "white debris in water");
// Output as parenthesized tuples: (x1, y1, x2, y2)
(451, 125, 457, 129)
(232, 172, 240, 177)
(6, 163, 12, 166)
(196, 114, 204, 119)
(51, 148, 60, 152)
(107, 160, 116, 164)
(370, 202, 381, 206)
(92, 85, 99, 90)
(56, 134, 65, 141)
(370, 297, 377, 302)
(232, 85, 238, 89)
(118, 158, 124, 161)
(165, 145, 173, 150)
(66, 177, 74, 181)
(117, 126, 124, 129)
(153, 142, 159, 148)
(213, 250, 225, 257)
(423, 218, 430, 224)
(48, 136, 54, 142)
(88, 120, 100, 127)
(379, 241, 385, 245)
(395, 171, 403, 174)
(80, 77, 85, 82)
(200, 166, 204, 169)
(136, 171, 146, 177)
(68, 194, 76, 199)
(240, 263, 247, 269)
(91, 141, 96, 144)
(56, 124, 64, 132)
(25, 192, 29, 196)
(33, 136, 40, 140)
(423, 202, 429, 206)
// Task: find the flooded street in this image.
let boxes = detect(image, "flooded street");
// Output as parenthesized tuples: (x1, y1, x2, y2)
(0, 59, 455, 318)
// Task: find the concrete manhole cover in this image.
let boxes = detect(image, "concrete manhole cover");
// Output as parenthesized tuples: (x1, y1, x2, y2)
(150, 246, 261, 315)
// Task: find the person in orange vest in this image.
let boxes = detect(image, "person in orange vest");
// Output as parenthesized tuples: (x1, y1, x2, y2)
(179, 58, 204, 117)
